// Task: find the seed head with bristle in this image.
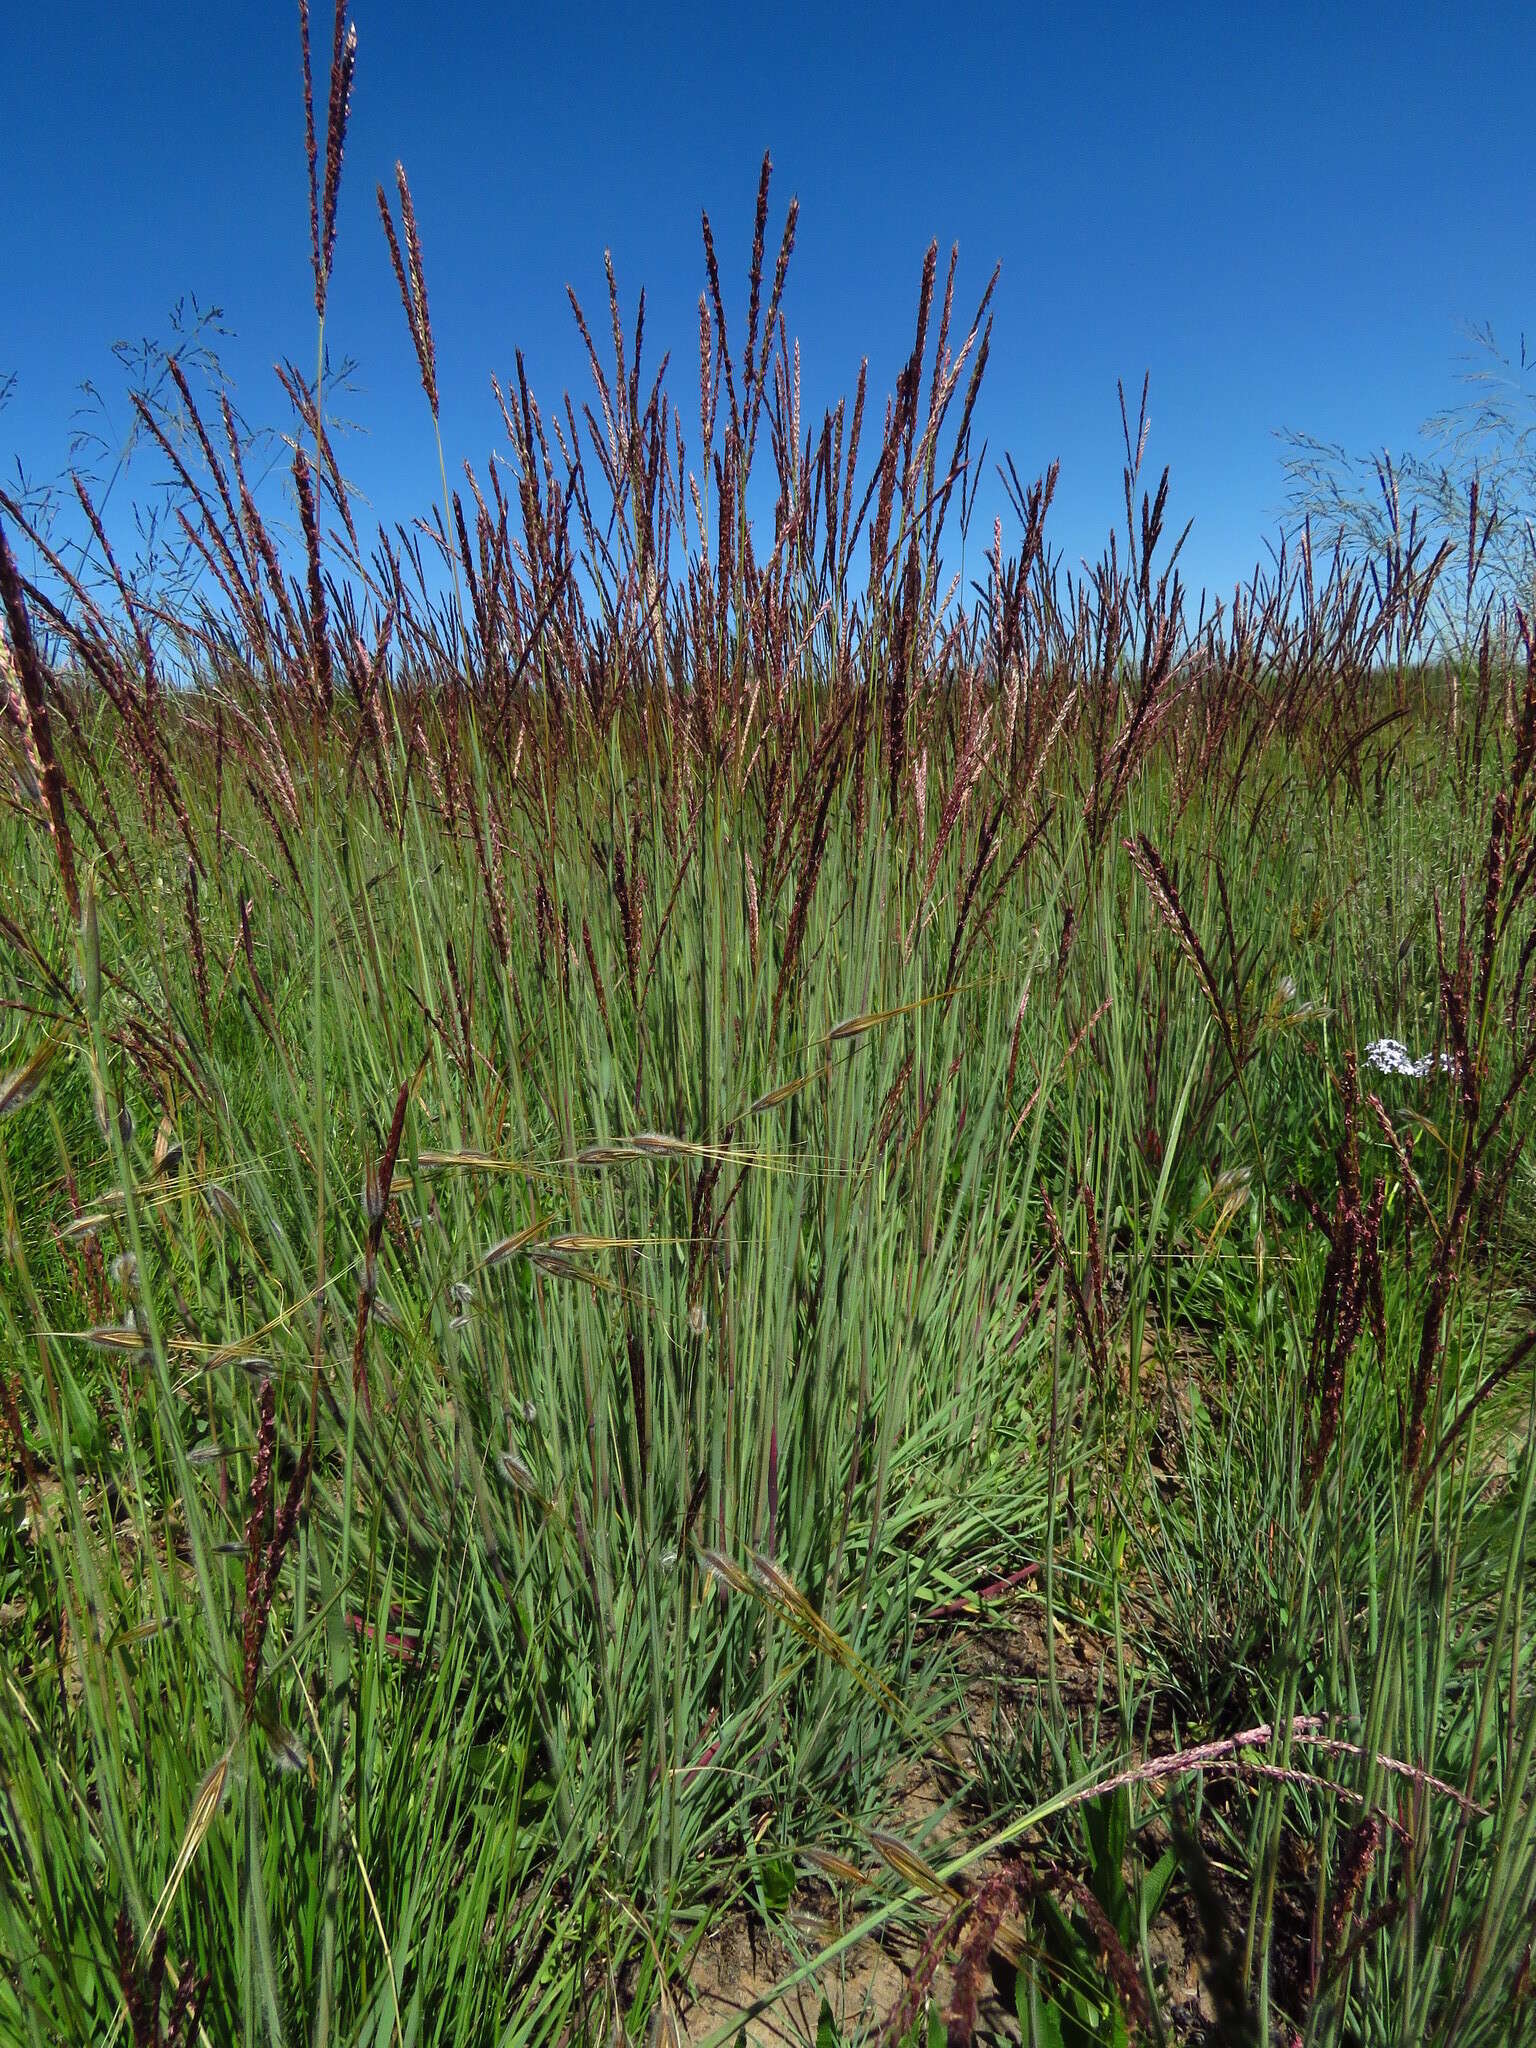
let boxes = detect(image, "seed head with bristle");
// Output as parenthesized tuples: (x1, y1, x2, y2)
(378, 164, 438, 419)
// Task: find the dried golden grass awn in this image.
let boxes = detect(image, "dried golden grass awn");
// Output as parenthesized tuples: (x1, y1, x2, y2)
(143, 1749, 230, 1952)
(77, 1325, 150, 1356)
(59, 1211, 115, 1243)
(480, 1219, 546, 1266)
(152, 1114, 183, 1174)
(0, 1033, 65, 1118)
(867, 1830, 957, 1900)
(544, 1231, 645, 1253)
(747, 1069, 824, 1115)
(417, 1148, 539, 1178)
(798, 1846, 870, 1887)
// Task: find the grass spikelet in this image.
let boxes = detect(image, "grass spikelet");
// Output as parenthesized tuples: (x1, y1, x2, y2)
(378, 163, 438, 419)
(293, 444, 335, 713)
(351, 1078, 411, 1407)
(0, 1032, 64, 1117)
(867, 1829, 958, 1901)
(143, 1749, 230, 1952)
(0, 514, 79, 918)
(799, 1846, 870, 1888)
(1125, 831, 1238, 1070)
(183, 857, 211, 1039)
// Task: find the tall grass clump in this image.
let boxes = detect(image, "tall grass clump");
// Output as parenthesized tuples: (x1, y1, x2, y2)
(1, 14, 1533, 2047)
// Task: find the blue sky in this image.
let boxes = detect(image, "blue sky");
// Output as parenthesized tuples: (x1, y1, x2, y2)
(3, 0, 1531, 608)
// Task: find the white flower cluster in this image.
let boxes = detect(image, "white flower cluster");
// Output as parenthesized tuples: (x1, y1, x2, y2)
(1364, 1038, 1455, 1080)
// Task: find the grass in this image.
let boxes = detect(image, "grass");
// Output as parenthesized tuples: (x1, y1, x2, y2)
(1, 12, 1535, 2043)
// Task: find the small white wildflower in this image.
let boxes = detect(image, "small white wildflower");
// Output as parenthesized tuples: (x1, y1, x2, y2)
(1364, 1038, 1418, 1076)
(1364, 1038, 1455, 1080)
